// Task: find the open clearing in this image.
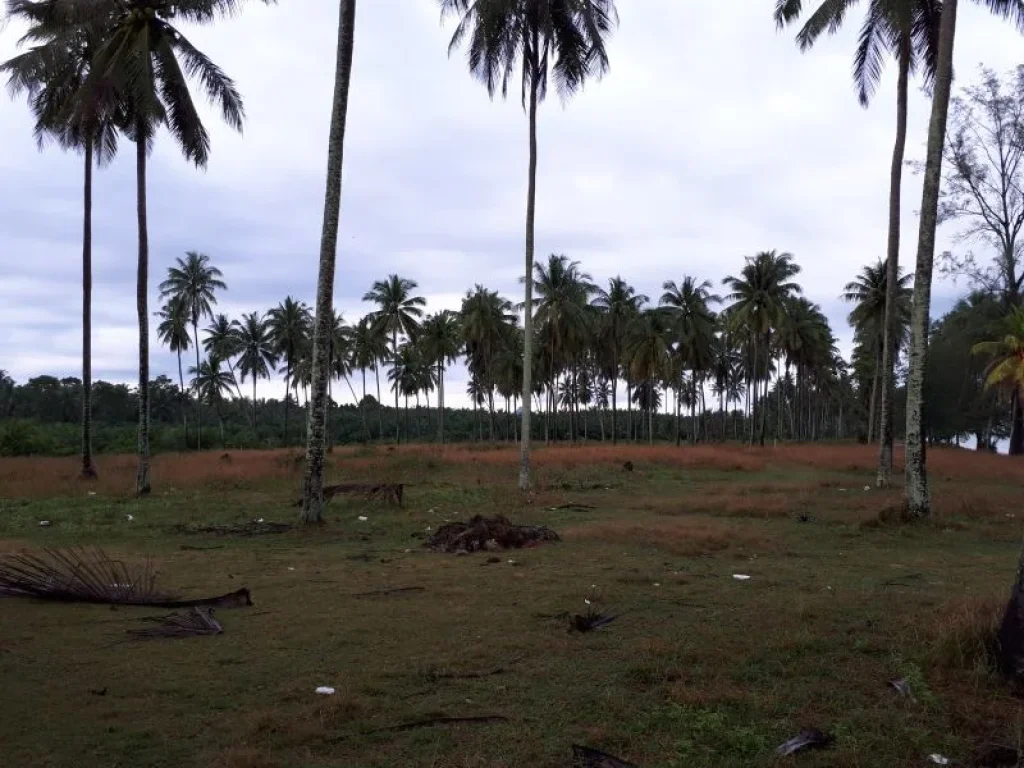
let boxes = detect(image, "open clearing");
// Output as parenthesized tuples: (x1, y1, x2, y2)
(1, 443, 1023, 767)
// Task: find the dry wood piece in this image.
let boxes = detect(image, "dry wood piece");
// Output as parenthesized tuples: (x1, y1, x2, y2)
(572, 745, 638, 767)
(0, 547, 253, 608)
(295, 483, 404, 507)
(427, 515, 559, 553)
(368, 715, 508, 733)
(127, 607, 223, 639)
(351, 586, 425, 597)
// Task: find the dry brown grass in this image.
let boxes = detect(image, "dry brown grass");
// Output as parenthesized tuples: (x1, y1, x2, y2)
(561, 517, 774, 557)
(930, 595, 1005, 672)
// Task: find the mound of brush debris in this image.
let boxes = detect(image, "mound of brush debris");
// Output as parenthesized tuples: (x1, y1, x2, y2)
(427, 515, 560, 553)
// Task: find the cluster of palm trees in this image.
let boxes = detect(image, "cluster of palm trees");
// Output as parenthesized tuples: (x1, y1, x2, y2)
(152, 251, 890, 454)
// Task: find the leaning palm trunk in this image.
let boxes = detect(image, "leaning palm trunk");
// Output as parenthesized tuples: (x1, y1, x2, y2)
(518, 43, 539, 492)
(81, 143, 97, 480)
(905, 0, 958, 519)
(877, 38, 911, 488)
(302, 0, 358, 526)
(135, 126, 151, 496)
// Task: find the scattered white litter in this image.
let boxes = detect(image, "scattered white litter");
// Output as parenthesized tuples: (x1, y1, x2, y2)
(928, 755, 950, 766)
(403, 549, 412, 554)
(357, 516, 368, 522)
(838, 488, 847, 492)
(315, 686, 336, 696)
(732, 574, 751, 581)
(653, 582, 661, 587)
(584, 598, 591, 605)
(426, 526, 432, 531)
(125, 514, 134, 522)
(1007, 513, 1016, 518)
(507, 559, 515, 564)
(427, 508, 435, 515)
(256, 518, 264, 524)
(87, 491, 96, 497)
(38, 520, 51, 527)
(864, 485, 871, 491)
(287, 567, 295, 571)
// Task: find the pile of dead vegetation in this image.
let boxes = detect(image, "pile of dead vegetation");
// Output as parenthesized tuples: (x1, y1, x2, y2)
(427, 515, 560, 553)
(173, 520, 292, 537)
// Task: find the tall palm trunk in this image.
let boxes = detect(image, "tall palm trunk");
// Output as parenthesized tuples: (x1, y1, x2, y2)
(627, 380, 633, 442)
(868, 342, 881, 443)
(176, 351, 188, 447)
(252, 375, 258, 434)
(648, 382, 654, 444)
(437, 361, 445, 444)
(193, 320, 202, 450)
(134, 127, 151, 496)
(906, 0, 958, 519)
(877, 37, 911, 487)
(518, 41, 539, 491)
(374, 365, 383, 439)
(81, 143, 97, 480)
(392, 328, 400, 443)
(749, 340, 759, 447)
(284, 362, 291, 445)
(302, 0, 356, 523)
(611, 360, 618, 444)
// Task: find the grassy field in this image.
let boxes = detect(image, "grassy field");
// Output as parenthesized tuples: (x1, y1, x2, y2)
(1, 443, 1022, 767)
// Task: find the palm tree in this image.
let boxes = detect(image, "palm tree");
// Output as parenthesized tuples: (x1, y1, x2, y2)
(301, 0, 358, 522)
(903, 0, 1024, 516)
(973, 307, 1024, 400)
(2, 0, 121, 479)
(328, 311, 368, 443)
(203, 313, 247, 421)
(462, 286, 515, 440)
(624, 309, 673, 444)
(593, 277, 648, 443)
(189, 355, 234, 446)
(156, 296, 192, 446)
(363, 275, 426, 442)
(159, 252, 226, 451)
(724, 250, 802, 445)
(268, 297, 312, 446)
(842, 260, 913, 442)
(54, 0, 251, 492)
(419, 311, 463, 443)
(234, 311, 276, 434)
(352, 316, 388, 439)
(441, 0, 617, 488)
(776, 0, 941, 485)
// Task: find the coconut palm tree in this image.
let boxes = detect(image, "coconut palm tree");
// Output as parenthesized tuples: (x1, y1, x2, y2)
(189, 355, 234, 446)
(841, 260, 913, 442)
(902, 0, 1024, 516)
(363, 275, 426, 442)
(203, 313, 247, 420)
(44, 0, 252, 491)
(234, 311, 276, 434)
(2, 0, 122, 480)
(440, 0, 617, 488)
(775, 0, 941, 485)
(156, 296, 191, 446)
(723, 250, 802, 445)
(159, 252, 226, 451)
(268, 297, 312, 446)
(328, 311, 368, 442)
(352, 316, 388, 439)
(419, 311, 463, 443)
(301, 0, 358, 522)
(624, 308, 673, 444)
(462, 286, 515, 440)
(973, 307, 1024, 400)
(593, 277, 648, 443)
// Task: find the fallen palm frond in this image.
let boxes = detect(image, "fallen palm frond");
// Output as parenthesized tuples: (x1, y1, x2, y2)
(127, 607, 223, 639)
(568, 607, 620, 633)
(294, 483, 405, 508)
(572, 745, 638, 767)
(0, 547, 253, 608)
(173, 521, 292, 537)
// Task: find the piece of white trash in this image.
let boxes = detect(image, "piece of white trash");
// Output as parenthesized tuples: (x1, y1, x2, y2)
(38, 520, 51, 527)
(125, 514, 134, 522)
(87, 491, 96, 497)
(838, 488, 847, 492)
(584, 598, 591, 605)
(733, 574, 751, 581)
(358, 516, 368, 522)
(653, 582, 661, 587)
(928, 755, 950, 766)
(256, 518, 264, 524)
(864, 485, 871, 491)
(287, 567, 295, 571)
(315, 686, 336, 696)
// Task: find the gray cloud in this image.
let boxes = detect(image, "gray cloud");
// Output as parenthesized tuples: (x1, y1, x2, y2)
(2, 1, 1023, 406)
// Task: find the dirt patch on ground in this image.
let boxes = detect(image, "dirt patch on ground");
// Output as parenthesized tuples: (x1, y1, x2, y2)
(427, 515, 560, 553)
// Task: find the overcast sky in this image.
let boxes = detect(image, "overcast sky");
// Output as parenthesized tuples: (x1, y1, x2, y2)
(2, 1, 1023, 407)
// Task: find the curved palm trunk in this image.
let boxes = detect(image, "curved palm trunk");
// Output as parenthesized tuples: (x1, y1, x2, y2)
(906, 0, 958, 520)
(193, 320, 202, 451)
(518, 45, 539, 491)
(877, 39, 911, 487)
(134, 128, 151, 496)
(81, 143, 97, 480)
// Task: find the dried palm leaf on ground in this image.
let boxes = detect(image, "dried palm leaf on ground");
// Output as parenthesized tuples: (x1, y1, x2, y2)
(569, 607, 621, 633)
(776, 728, 832, 756)
(173, 520, 292, 537)
(0, 547, 252, 608)
(127, 607, 223, 639)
